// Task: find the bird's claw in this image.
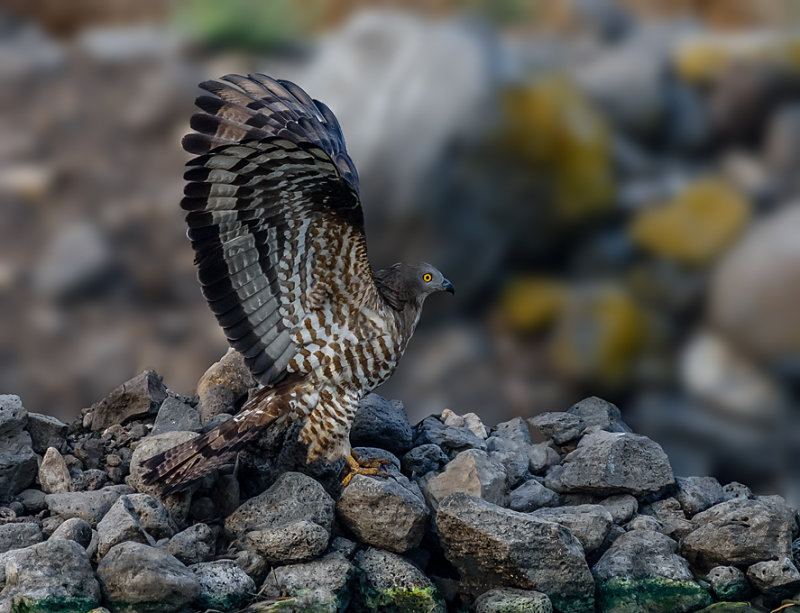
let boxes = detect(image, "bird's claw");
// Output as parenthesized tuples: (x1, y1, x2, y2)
(341, 451, 390, 486)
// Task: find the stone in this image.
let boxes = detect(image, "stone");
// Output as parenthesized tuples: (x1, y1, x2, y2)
(349, 394, 413, 456)
(492, 417, 532, 444)
(39, 447, 71, 494)
(474, 588, 553, 613)
(0, 539, 101, 612)
(225, 472, 334, 564)
(196, 348, 256, 423)
(423, 449, 506, 510)
(231, 549, 268, 584)
(164, 523, 215, 565)
(25, 412, 67, 454)
(676, 476, 725, 517)
(191, 559, 255, 611)
(352, 547, 445, 613)
(530, 412, 585, 445)
(97, 495, 154, 557)
(707, 566, 750, 601)
(45, 484, 134, 527)
(0, 399, 38, 502)
(531, 504, 614, 552)
(441, 409, 488, 439)
(435, 493, 595, 612)
(0, 396, 27, 437)
(0, 522, 41, 554)
(681, 499, 792, 571)
(593, 530, 711, 613)
(599, 494, 638, 524)
(509, 480, 560, 512)
(73, 438, 106, 471)
(87, 370, 167, 431)
(401, 444, 449, 479)
(557, 430, 674, 496)
(125, 493, 175, 540)
(48, 518, 93, 549)
(490, 448, 530, 488)
(566, 397, 631, 433)
(528, 443, 560, 475)
(722, 482, 752, 501)
(259, 551, 354, 612)
(641, 497, 694, 541)
(627, 515, 664, 532)
(337, 474, 428, 553)
(97, 542, 200, 612)
(16, 489, 46, 514)
(151, 397, 202, 436)
(414, 417, 486, 457)
(746, 557, 800, 601)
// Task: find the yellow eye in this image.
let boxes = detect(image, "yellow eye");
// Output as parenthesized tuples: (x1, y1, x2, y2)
(423, 273, 432, 283)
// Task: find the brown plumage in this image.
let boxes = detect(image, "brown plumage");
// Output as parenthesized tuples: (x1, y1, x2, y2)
(142, 74, 453, 494)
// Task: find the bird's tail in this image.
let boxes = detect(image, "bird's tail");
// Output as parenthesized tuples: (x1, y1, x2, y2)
(140, 385, 292, 495)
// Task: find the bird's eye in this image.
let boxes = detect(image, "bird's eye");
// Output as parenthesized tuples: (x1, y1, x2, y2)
(423, 273, 432, 282)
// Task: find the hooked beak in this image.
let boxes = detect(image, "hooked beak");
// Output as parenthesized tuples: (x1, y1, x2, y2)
(442, 279, 455, 295)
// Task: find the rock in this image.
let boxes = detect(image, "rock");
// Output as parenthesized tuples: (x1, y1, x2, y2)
(490, 448, 530, 488)
(531, 504, 614, 552)
(681, 499, 792, 571)
(593, 529, 711, 613)
(71, 468, 108, 492)
(0, 396, 38, 502)
(566, 397, 631, 433)
(423, 449, 506, 510)
(528, 443, 561, 475)
(259, 551, 354, 612)
(746, 557, 800, 601)
(125, 493, 175, 540)
(599, 495, 638, 524)
(441, 409, 488, 439)
(16, 489, 46, 514)
(474, 588, 553, 613)
(87, 370, 167, 431)
(39, 446, 71, 494)
(530, 412, 585, 445)
(191, 560, 255, 611)
(435, 493, 595, 612)
(641, 497, 695, 540)
(225, 472, 334, 564)
(352, 547, 445, 613)
(97, 542, 200, 612)
(196, 348, 256, 423)
(707, 565, 751, 601)
(722, 482, 753, 501)
(97, 495, 154, 557)
(45, 484, 134, 527)
(337, 474, 428, 553)
(627, 515, 664, 532)
(231, 549, 268, 584)
(557, 430, 674, 496)
(509, 480, 560, 512)
(164, 523, 215, 565)
(492, 417, 532, 444)
(73, 438, 106, 471)
(25, 412, 67, 454)
(349, 394, 413, 456)
(401, 444, 449, 479)
(414, 417, 486, 457)
(0, 539, 101, 611)
(48, 517, 93, 548)
(676, 476, 725, 517)
(0, 395, 27, 437)
(151, 397, 202, 436)
(0, 522, 42, 554)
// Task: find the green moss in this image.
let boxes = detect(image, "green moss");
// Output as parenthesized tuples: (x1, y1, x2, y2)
(360, 585, 445, 613)
(548, 592, 596, 613)
(12, 596, 99, 613)
(197, 590, 253, 611)
(597, 576, 712, 613)
(696, 604, 762, 612)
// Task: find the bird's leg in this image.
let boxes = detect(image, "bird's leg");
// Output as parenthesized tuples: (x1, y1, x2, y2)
(341, 449, 390, 486)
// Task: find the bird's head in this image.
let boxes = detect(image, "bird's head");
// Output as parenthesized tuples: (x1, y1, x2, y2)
(374, 262, 454, 310)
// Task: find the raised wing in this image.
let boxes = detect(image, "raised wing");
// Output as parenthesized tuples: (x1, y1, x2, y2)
(181, 74, 377, 385)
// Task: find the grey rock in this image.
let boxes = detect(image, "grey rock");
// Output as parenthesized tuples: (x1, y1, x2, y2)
(531, 504, 614, 552)
(442, 409, 488, 439)
(474, 588, 553, 613)
(352, 547, 445, 613)
(414, 416, 486, 457)
(626, 515, 663, 532)
(557, 430, 674, 496)
(164, 523, 215, 565)
(151, 397, 202, 436)
(528, 442, 560, 475)
(509, 480, 560, 512)
(676, 476, 725, 517)
(191, 559, 255, 611)
(337, 474, 428, 553)
(25, 412, 67, 454)
(756, 494, 798, 536)
(48, 517, 92, 548)
(125, 493, 175, 540)
(0, 522, 41, 554)
(423, 449, 506, 510)
(567, 397, 631, 433)
(260, 551, 354, 612)
(0, 539, 101, 612)
(45, 484, 133, 527)
(231, 549, 268, 584)
(530, 412, 585, 445)
(722, 481, 753, 501)
(401, 444, 448, 478)
(40, 516, 65, 539)
(681, 499, 792, 571)
(16, 489, 46, 514)
(225, 472, 334, 564)
(0, 395, 27, 437)
(196, 348, 257, 423)
(329, 536, 358, 557)
(707, 565, 751, 601)
(349, 394, 413, 456)
(747, 557, 800, 600)
(97, 494, 155, 557)
(599, 494, 638, 524)
(70, 468, 108, 492)
(490, 449, 529, 488)
(435, 493, 594, 612)
(97, 541, 200, 612)
(641, 497, 694, 540)
(73, 437, 105, 471)
(491, 417, 532, 445)
(0, 421, 38, 503)
(593, 530, 711, 613)
(39, 446, 71, 494)
(87, 370, 167, 431)
(352, 446, 401, 470)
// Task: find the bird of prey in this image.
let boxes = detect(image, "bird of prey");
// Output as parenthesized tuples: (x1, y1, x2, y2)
(142, 73, 453, 494)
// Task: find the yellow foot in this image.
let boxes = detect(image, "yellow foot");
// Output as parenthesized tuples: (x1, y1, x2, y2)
(341, 451, 390, 487)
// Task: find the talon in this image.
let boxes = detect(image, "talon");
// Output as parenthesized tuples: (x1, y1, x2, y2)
(341, 450, 390, 486)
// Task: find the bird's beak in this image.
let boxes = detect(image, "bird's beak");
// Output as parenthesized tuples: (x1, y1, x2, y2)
(442, 279, 455, 295)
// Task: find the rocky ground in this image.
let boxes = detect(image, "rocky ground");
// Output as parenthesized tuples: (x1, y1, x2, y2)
(1, 356, 799, 612)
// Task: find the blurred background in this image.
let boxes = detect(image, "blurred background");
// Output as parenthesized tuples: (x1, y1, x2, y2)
(3, 0, 800, 499)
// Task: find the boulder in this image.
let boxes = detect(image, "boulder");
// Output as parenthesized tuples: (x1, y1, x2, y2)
(45, 484, 133, 527)
(509, 480, 560, 512)
(87, 370, 167, 431)
(38, 447, 71, 494)
(0, 522, 42, 554)
(707, 565, 750, 601)
(349, 394, 413, 456)
(530, 412, 585, 445)
(191, 560, 255, 611)
(566, 397, 631, 433)
(414, 417, 486, 457)
(259, 551, 354, 612)
(48, 518, 92, 549)
(164, 523, 215, 565)
(531, 504, 614, 552)
(401, 444, 449, 479)
(423, 449, 506, 509)
(442, 409, 488, 439)
(97, 495, 155, 557)
(0, 396, 38, 502)
(25, 412, 68, 454)
(675, 476, 725, 517)
(491, 417, 532, 444)
(474, 588, 553, 613)
(599, 495, 638, 525)
(151, 397, 202, 436)
(746, 557, 800, 601)
(196, 348, 256, 423)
